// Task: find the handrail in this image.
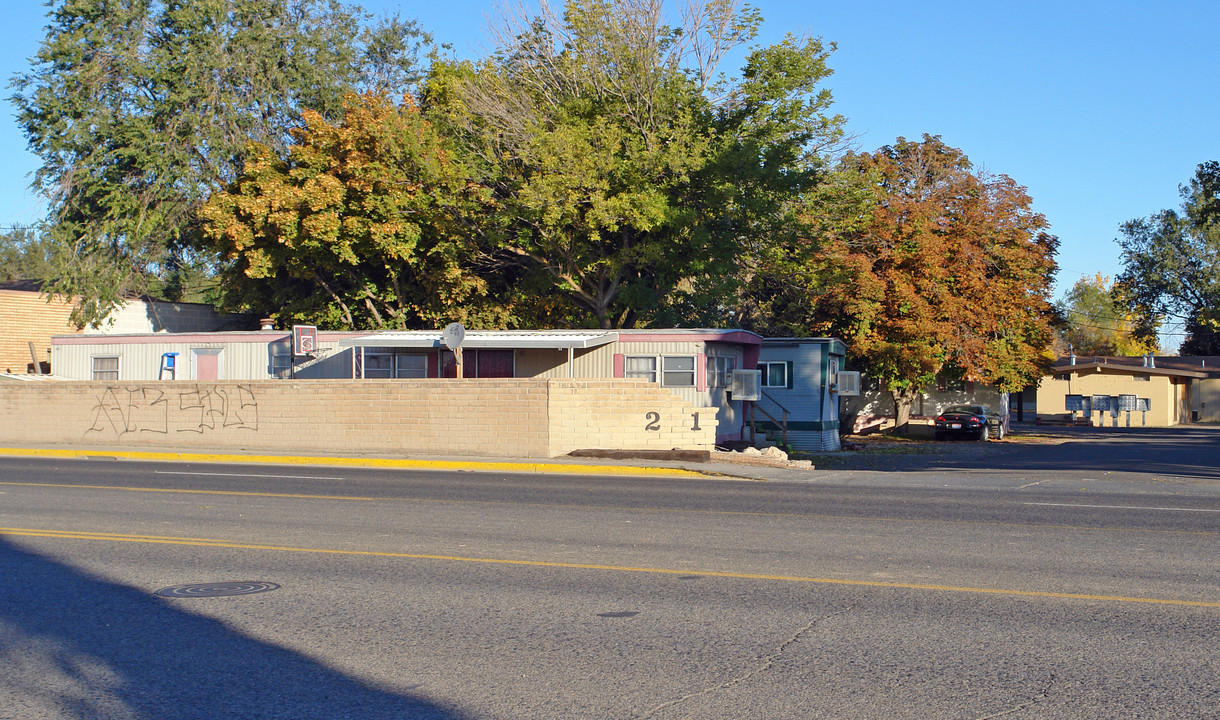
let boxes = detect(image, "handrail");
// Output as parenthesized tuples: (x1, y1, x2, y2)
(747, 389, 790, 447)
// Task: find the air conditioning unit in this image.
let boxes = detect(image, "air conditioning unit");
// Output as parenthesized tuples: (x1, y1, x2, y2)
(729, 369, 761, 401)
(836, 371, 861, 396)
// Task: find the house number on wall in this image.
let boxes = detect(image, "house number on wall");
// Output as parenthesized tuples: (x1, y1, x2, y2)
(644, 412, 703, 431)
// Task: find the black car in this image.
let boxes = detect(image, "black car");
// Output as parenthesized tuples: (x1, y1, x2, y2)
(933, 404, 1004, 441)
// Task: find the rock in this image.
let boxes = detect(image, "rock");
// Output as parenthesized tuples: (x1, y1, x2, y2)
(742, 446, 763, 456)
(788, 459, 813, 469)
(761, 446, 788, 461)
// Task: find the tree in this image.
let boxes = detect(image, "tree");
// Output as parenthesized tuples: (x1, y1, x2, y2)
(760, 136, 1058, 432)
(0, 226, 55, 283)
(1056, 273, 1158, 356)
(1116, 161, 1220, 354)
(197, 93, 512, 329)
(11, 0, 431, 326)
(429, 0, 843, 328)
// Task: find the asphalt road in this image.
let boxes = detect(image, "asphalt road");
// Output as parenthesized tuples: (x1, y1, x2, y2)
(1, 434, 1219, 719)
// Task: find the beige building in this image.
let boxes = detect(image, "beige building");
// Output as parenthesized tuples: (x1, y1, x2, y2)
(1036, 358, 1207, 427)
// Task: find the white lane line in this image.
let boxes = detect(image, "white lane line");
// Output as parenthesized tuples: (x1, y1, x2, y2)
(155, 470, 346, 481)
(1024, 502, 1220, 514)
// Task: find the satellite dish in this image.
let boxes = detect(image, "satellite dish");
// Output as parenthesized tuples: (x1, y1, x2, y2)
(441, 322, 466, 350)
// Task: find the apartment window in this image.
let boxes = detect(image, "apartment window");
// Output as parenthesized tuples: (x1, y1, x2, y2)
(707, 356, 736, 388)
(662, 356, 696, 387)
(91, 356, 119, 381)
(758, 361, 789, 388)
(625, 356, 657, 383)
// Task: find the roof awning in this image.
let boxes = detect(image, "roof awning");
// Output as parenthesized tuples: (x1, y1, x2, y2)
(339, 330, 619, 351)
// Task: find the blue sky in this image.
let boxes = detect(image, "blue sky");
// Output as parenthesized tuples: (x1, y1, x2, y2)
(3, 1, 1217, 344)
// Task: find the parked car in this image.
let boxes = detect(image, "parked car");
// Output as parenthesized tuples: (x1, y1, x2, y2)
(934, 404, 1004, 441)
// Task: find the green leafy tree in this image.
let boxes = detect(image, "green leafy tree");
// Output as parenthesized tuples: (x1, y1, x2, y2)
(430, 0, 843, 328)
(0, 226, 55, 283)
(198, 93, 512, 329)
(759, 136, 1058, 432)
(1056, 273, 1158, 356)
(11, 0, 431, 326)
(1116, 161, 1220, 354)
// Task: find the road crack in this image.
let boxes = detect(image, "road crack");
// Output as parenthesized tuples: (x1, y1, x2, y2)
(972, 673, 1057, 719)
(637, 610, 845, 720)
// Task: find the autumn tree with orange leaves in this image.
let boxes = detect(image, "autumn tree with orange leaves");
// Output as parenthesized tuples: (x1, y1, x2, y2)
(751, 135, 1058, 432)
(198, 93, 513, 330)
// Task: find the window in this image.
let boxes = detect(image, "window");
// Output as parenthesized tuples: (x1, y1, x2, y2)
(1134, 373, 1151, 382)
(707, 356, 736, 388)
(937, 377, 965, 393)
(364, 352, 394, 378)
(662, 356, 695, 387)
(758, 361, 788, 388)
(91, 356, 119, 381)
(625, 356, 657, 383)
(271, 352, 292, 379)
(395, 354, 428, 378)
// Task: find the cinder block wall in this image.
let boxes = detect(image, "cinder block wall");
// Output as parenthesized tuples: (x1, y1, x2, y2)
(0, 379, 717, 457)
(545, 379, 718, 456)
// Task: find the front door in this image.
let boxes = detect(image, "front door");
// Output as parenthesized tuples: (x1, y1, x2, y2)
(192, 348, 223, 380)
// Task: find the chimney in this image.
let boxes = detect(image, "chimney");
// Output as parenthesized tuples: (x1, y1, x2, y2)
(1148, 354, 1155, 369)
(260, 317, 275, 331)
(1142, 354, 1148, 368)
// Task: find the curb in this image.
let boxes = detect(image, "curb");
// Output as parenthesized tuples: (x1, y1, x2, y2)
(0, 447, 719, 480)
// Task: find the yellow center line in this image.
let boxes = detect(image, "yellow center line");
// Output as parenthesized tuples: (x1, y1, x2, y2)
(2, 480, 1217, 538)
(4, 526, 1218, 609)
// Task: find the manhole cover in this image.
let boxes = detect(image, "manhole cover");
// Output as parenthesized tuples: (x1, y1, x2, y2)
(154, 581, 280, 598)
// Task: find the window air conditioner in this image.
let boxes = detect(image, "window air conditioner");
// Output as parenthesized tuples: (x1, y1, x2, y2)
(729, 369, 761, 401)
(836, 371, 861, 396)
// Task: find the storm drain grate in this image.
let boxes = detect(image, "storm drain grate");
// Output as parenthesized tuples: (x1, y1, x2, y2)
(154, 581, 280, 598)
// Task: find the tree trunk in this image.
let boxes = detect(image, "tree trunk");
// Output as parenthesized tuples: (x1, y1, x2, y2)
(889, 386, 921, 435)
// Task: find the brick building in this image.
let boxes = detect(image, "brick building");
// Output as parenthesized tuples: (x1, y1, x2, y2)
(0, 281, 79, 374)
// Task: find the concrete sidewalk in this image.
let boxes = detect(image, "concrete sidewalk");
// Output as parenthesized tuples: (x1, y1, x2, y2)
(0, 444, 821, 483)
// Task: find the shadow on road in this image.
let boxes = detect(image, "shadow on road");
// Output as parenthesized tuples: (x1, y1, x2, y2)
(833, 425, 1220, 479)
(0, 537, 469, 720)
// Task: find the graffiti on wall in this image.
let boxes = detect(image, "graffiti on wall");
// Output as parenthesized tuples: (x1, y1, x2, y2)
(86, 386, 259, 437)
